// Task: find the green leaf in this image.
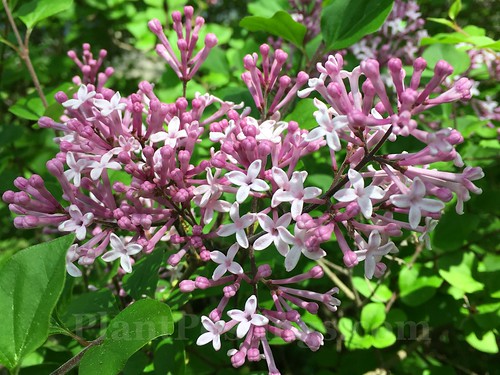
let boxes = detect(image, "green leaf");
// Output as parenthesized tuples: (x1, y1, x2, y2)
(427, 17, 456, 29)
(439, 253, 484, 294)
(79, 299, 174, 375)
(338, 318, 373, 349)
(422, 44, 471, 75)
(16, 0, 74, 29)
(321, 0, 394, 50)
(372, 326, 396, 348)
(448, 0, 462, 20)
(247, 0, 289, 18)
(153, 338, 186, 375)
(284, 98, 318, 130)
(361, 303, 386, 331)
(0, 234, 74, 370)
(352, 276, 392, 303)
(399, 265, 443, 306)
(9, 95, 45, 121)
(240, 11, 307, 48)
(433, 211, 479, 251)
(122, 248, 164, 300)
(465, 331, 499, 354)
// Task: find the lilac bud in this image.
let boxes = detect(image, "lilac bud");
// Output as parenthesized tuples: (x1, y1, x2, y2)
(286, 310, 301, 322)
(231, 351, 246, 368)
(434, 60, 453, 77)
(304, 332, 323, 351)
(296, 71, 309, 85)
(2, 191, 15, 203)
(47, 159, 64, 177)
(257, 264, 272, 278)
(282, 329, 295, 342)
(384, 223, 402, 237)
(147, 19, 163, 34)
(309, 265, 324, 279)
(343, 251, 359, 268)
(374, 262, 387, 278)
(413, 57, 427, 72)
(13, 177, 29, 190)
(204, 33, 218, 48)
(306, 302, 319, 314)
(179, 280, 196, 292)
(253, 326, 266, 338)
(195, 276, 210, 289)
(199, 249, 211, 262)
(247, 348, 260, 362)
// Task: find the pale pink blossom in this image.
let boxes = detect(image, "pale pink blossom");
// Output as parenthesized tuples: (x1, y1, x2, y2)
(217, 202, 255, 248)
(58, 204, 94, 240)
(62, 84, 96, 109)
(197, 316, 225, 350)
(210, 243, 243, 280)
(101, 233, 142, 273)
(225, 160, 269, 203)
(227, 295, 268, 338)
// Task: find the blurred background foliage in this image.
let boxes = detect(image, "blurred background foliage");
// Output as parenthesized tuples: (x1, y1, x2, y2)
(0, 0, 499, 374)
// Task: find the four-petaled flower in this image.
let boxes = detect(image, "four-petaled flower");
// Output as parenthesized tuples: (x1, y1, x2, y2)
(333, 169, 385, 219)
(64, 152, 92, 187)
(227, 295, 269, 338)
(306, 98, 348, 151)
(226, 160, 269, 203)
(149, 116, 187, 147)
(390, 177, 445, 229)
(94, 91, 127, 116)
(355, 230, 397, 279)
(62, 84, 96, 110)
(196, 316, 225, 351)
(272, 171, 322, 219)
(210, 243, 243, 280)
(101, 233, 143, 273)
(217, 202, 255, 248)
(254, 213, 292, 255)
(66, 244, 82, 277)
(89, 152, 121, 180)
(418, 217, 439, 250)
(193, 168, 225, 207)
(281, 225, 326, 272)
(58, 204, 94, 240)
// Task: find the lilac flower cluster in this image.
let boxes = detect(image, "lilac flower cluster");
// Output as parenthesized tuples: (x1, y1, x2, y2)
(3, 6, 483, 374)
(349, 0, 428, 65)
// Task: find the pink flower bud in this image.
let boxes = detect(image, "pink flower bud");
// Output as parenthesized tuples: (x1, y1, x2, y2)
(343, 251, 359, 268)
(179, 280, 196, 293)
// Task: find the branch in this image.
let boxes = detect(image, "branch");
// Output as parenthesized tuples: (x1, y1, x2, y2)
(50, 335, 105, 375)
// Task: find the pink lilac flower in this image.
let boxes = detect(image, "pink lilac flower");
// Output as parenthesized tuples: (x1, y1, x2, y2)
(305, 98, 348, 151)
(66, 244, 82, 277)
(282, 225, 326, 272)
(149, 116, 187, 147)
(64, 152, 92, 187)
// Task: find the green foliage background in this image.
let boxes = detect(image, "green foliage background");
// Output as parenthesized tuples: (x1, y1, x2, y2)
(0, 0, 498, 374)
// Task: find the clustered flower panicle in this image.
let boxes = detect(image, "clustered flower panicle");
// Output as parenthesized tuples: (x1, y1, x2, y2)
(3, 5, 484, 375)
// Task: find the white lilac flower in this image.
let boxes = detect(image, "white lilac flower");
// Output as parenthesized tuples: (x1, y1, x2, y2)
(58, 205, 94, 240)
(305, 98, 348, 151)
(196, 316, 225, 351)
(149, 116, 187, 147)
(225, 159, 269, 203)
(94, 91, 127, 116)
(333, 169, 385, 219)
(281, 225, 326, 272)
(390, 177, 445, 229)
(355, 230, 397, 279)
(210, 243, 243, 280)
(64, 152, 93, 187)
(66, 244, 82, 277)
(217, 202, 255, 248)
(254, 213, 292, 255)
(193, 168, 224, 207)
(101, 233, 142, 273)
(227, 295, 268, 338)
(89, 152, 121, 180)
(62, 84, 96, 110)
(418, 217, 439, 250)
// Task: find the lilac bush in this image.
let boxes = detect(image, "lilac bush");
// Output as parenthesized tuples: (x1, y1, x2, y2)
(1, 4, 487, 374)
